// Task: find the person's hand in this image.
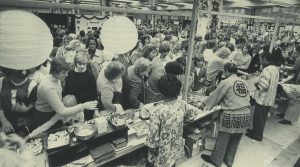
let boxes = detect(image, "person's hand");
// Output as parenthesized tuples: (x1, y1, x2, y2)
(1, 119, 15, 134)
(24, 136, 30, 142)
(82, 101, 98, 110)
(114, 104, 125, 114)
(4, 133, 26, 152)
(14, 103, 33, 113)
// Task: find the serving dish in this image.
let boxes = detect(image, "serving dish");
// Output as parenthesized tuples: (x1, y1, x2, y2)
(74, 124, 97, 140)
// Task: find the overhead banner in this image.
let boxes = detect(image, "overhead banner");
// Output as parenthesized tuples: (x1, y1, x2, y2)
(75, 14, 109, 34)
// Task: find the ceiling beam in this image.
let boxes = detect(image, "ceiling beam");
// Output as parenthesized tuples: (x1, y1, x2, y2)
(0, 0, 191, 16)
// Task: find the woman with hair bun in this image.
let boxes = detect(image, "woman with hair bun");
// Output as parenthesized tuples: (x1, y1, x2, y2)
(200, 62, 251, 167)
(146, 74, 185, 167)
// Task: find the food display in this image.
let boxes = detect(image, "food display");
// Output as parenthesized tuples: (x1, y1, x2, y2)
(139, 109, 150, 119)
(26, 138, 44, 155)
(110, 113, 126, 127)
(130, 122, 149, 138)
(185, 106, 199, 123)
(47, 130, 70, 149)
(85, 119, 96, 124)
(187, 94, 207, 108)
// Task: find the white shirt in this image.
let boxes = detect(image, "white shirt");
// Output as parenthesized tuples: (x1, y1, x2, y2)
(203, 49, 215, 63)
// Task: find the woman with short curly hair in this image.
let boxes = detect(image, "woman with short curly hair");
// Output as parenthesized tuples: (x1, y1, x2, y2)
(123, 57, 152, 109)
(140, 44, 159, 61)
(97, 61, 126, 114)
(33, 57, 98, 129)
(152, 41, 173, 67)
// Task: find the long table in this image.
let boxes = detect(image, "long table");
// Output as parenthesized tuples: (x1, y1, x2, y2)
(32, 98, 219, 167)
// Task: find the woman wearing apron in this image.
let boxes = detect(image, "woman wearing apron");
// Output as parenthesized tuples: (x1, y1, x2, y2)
(200, 62, 251, 167)
(96, 61, 126, 115)
(33, 57, 97, 129)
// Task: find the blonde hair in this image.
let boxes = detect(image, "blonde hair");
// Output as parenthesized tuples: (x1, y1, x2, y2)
(134, 57, 152, 75)
(74, 52, 89, 64)
(217, 47, 231, 59)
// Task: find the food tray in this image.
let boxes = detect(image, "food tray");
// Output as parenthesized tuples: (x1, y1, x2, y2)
(46, 128, 71, 153)
(26, 137, 46, 156)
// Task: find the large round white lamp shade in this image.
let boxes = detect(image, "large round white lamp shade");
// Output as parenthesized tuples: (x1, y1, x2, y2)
(101, 16, 138, 54)
(0, 10, 53, 70)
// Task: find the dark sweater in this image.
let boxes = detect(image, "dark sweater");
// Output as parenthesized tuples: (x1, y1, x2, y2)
(272, 47, 285, 67)
(122, 65, 144, 109)
(63, 70, 97, 103)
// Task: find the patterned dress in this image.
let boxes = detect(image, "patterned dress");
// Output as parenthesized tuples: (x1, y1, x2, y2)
(146, 99, 189, 167)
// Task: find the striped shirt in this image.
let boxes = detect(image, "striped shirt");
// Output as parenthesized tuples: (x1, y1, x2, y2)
(252, 65, 280, 106)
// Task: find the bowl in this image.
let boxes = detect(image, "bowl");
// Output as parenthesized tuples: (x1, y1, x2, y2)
(74, 124, 97, 140)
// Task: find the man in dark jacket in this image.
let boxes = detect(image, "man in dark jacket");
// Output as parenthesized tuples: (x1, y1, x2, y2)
(271, 40, 285, 66)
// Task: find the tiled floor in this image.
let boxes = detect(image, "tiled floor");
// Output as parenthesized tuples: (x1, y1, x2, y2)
(177, 113, 300, 167)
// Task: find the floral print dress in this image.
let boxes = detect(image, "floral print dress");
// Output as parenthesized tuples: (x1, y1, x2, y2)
(146, 99, 188, 167)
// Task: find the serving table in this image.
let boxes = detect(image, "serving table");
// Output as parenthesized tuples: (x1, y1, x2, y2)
(32, 95, 220, 167)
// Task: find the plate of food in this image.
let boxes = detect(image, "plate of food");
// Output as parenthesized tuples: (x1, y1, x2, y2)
(47, 129, 70, 150)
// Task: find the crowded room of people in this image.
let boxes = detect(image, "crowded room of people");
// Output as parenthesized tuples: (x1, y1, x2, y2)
(1, 0, 300, 167)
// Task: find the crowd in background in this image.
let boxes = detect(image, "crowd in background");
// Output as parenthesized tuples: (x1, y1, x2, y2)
(1, 19, 300, 166)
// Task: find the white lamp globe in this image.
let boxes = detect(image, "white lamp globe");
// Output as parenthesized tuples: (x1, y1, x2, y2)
(101, 16, 138, 55)
(0, 10, 53, 70)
